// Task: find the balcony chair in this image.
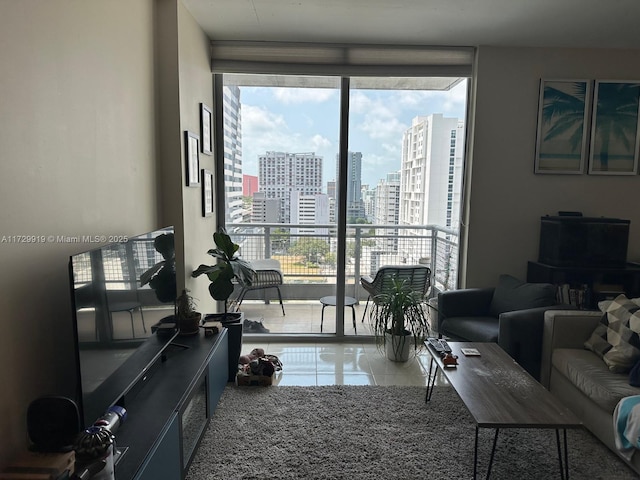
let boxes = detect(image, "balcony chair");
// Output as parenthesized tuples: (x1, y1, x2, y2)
(436, 274, 571, 380)
(235, 259, 285, 316)
(360, 265, 432, 322)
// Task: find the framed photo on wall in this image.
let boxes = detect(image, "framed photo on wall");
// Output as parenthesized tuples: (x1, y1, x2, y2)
(202, 169, 213, 217)
(185, 130, 200, 187)
(200, 103, 213, 156)
(588, 80, 640, 175)
(534, 79, 591, 174)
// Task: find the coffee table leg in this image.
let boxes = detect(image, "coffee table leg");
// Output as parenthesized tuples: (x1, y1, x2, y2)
(474, 427, 479, 480)
(556, 429, 569, 480)
(485, 428, 499, 479)
(425, 357, 437, 402)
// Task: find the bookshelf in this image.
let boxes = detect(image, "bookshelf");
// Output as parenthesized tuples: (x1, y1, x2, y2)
(527, 261, 640, 309)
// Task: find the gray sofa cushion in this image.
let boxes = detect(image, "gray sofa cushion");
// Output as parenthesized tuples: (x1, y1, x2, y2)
(552, 348, 640, 412)
(489, 274, 557, 316)
(441, 316, 498, 342)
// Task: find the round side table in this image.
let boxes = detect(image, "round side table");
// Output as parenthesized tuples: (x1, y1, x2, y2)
(319, 296, 358, 333)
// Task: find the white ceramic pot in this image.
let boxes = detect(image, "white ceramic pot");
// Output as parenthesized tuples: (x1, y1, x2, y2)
(384, 331, 411, 362)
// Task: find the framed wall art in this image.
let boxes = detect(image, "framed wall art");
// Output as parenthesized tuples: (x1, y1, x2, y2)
(588, 80, 640, 175)
(534, 79, 591, 174)
(202, 169, 213, 217)
(200, 103, 213, 156)
(185, 130, 200, 187)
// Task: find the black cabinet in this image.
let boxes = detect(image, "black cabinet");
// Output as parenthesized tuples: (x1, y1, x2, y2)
(527, 261, 640, 309)
(111, 328, 228, 480)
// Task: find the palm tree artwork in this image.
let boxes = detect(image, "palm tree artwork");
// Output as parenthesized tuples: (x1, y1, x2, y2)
(590, 81, 640, 173)
(536, 80, 589, 173)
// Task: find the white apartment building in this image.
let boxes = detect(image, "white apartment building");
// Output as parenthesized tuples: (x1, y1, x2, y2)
(222, 85, 244, 225)
(374, 171, 401, 251)
(290, 191, 329, 236)
(258, 151, 323, 223)
(251, 191, 280, 223)
(399, 114, 464, 231)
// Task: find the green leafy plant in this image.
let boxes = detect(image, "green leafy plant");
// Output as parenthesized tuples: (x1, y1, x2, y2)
(139, 232, 177, 303)
(369, 278, 430, 360)
(191, 229, 255, 318)
(175, 289, 201, 335)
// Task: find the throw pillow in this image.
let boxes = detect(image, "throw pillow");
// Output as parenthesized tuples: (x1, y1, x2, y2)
(585, 294, 640, 373)
(489, 274, 557, 316)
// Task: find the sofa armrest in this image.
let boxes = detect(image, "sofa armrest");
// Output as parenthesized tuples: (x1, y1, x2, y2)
(498, 304, 571, 380)
(438, 288, 494, 321)
(539, 309, 603, 388)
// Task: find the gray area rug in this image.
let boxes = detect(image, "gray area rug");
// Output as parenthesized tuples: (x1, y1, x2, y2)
(186, 385, 639, 480)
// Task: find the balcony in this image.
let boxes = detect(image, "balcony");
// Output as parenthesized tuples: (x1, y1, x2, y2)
(228, 223, 458, 337)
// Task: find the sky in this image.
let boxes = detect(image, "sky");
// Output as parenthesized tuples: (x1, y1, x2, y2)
(238, 78, 468, 188)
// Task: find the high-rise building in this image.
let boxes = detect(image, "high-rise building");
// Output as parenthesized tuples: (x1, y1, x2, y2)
(374, 171, 401, 250)
(258, 151, 323, 223)
(222, 85, 244, 225)
(290, 191, 329, 236)
(336, 151, 364, 220)
(399, 114, 464, 231)
(243, 174, 258, 197)
(251, 191, 280, 223)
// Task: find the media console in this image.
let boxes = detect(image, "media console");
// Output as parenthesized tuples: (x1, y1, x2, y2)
(113, 328, 228, 480)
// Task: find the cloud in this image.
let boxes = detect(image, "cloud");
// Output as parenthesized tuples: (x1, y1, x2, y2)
(273, 88, 337, 104)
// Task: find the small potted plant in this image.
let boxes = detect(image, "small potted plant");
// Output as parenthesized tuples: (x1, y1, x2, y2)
(192, 228, 255, 381)
(368, 278, 431, 362)
(175, 289, 201, 336)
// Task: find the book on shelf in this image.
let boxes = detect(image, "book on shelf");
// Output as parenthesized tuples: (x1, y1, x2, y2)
(556, 283, 591, 309)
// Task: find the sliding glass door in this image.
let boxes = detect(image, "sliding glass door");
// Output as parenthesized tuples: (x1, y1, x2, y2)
(216, 73, 468, 339)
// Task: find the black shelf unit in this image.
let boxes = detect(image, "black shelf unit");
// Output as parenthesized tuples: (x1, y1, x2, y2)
(527, 261, 640, 309)
(111, 328, 228, 480)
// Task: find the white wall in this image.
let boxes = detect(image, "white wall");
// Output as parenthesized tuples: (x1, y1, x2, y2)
(0, 0, 218, 467)
(465, 46, 640, 287)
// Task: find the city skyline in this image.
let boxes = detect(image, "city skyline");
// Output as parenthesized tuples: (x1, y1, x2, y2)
(238, 79, 468, 188)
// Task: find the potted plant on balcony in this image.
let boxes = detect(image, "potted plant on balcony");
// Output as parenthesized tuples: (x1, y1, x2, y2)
(192, 228, 255, 381)
(368, 278, 431, 362)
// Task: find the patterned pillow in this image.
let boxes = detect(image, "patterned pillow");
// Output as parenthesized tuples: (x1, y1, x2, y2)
(585, 294, 640, 373)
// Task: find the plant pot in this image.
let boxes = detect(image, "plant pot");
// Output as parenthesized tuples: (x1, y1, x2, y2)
(384, 330, 412, 362)
(178, 313, 202, 336)
(205, 312, 244, 382)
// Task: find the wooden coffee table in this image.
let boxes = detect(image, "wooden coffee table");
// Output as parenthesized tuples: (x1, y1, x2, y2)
(424, 341, 582, 479)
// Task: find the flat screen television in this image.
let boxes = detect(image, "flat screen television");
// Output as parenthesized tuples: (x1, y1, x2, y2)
(538, 216, 630, 268)
(69, 226, 179, 428)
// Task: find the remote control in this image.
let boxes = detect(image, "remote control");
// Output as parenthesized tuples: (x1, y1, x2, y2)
(440, 340, 452, 353)
(427, 337, 445, 353)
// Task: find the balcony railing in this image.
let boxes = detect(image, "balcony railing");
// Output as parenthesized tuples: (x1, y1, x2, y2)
(228, 223, 458, 302)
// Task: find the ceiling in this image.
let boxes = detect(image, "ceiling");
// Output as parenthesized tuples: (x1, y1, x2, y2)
(183, 0, 640, 50)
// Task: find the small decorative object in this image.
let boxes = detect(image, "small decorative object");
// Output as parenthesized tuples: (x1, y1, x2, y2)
(534, 79, 591, 174)
(200, 103, 213, 155)
(175, 289, 201, 336)
(185, 130, 200, 187)
(442, 353, 458, 367)
(588, 80, 640, 175)
(201, 169, 213, 217)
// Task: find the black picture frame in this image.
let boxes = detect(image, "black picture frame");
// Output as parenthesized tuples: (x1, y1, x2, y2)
(200, 103, 213, 156)
(185, 131, 200, 187)
(202, 169, 213, 217)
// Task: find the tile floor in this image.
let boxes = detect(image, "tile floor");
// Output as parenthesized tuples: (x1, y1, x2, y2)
(241, 340, 448, 387)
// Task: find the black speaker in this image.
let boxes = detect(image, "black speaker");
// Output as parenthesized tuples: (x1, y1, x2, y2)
(27, 396, 81, 452)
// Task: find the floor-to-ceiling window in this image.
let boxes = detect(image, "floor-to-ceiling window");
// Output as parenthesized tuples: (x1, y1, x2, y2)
(212, 43, 473, 340)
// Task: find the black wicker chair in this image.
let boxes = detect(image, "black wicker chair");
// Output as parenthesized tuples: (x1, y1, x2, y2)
(235, 259, 285, 316)
(360, 265, 431, 322)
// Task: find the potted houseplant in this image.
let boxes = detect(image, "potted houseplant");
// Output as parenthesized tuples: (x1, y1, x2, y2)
(368, 278, 431, 362)
(175, 289, 202, 336)
(192, 228, 255, 381)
